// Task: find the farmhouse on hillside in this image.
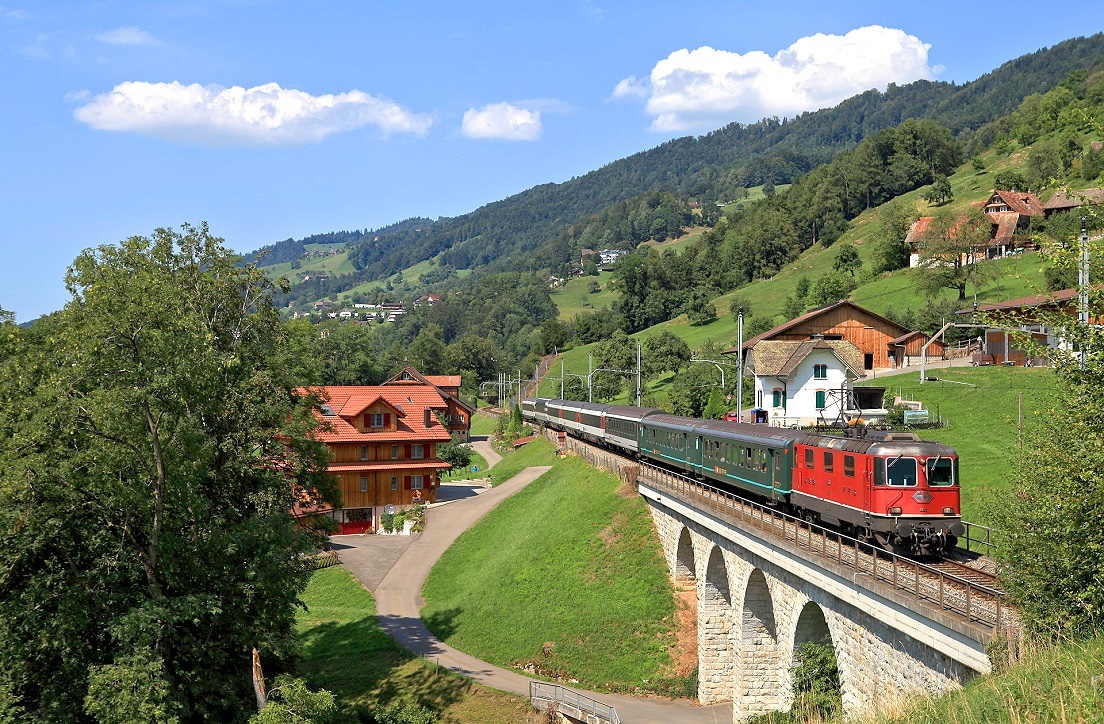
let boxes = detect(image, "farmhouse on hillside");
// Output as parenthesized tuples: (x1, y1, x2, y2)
(745, 339, 866, 427)
(725, 299, 938, 372)
(384, 365, 475, 442)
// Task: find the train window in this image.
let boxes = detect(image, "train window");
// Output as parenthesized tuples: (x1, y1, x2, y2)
(886, 457, 918, 486)
(927, 457, 955, 486)
(843, 455, 855, 477)
(804, 448, 814, 468)
(746, 448, 752, 467)
(823, 451, 834, 473)
(775, 452, 782, 471)
(874, 459, 885, 485)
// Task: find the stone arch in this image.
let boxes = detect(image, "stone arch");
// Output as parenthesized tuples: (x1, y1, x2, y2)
(698, 545, 735, 704)
(736, 568, 783, 718)
(782, 600, 843, 713)
(674, 526, 696, 586)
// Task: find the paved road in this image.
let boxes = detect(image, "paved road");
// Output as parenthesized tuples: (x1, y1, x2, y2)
(469, 434, 502, 471)
(339, 465, 732, 723)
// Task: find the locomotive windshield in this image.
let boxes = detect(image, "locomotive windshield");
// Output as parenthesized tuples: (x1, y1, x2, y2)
(926, 457, 957, 486)
(873, 456, 918, 486)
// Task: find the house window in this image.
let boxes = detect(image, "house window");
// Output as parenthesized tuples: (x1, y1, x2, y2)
(391, 476, 398, 491)
(369, 413, 384, 428)
(391, 445, 399, 460)
(756, 390, 762, 407)
(844, 455, 855, 477)
(815, 390, 826, 409)
(360, 476, 368, 492)
(772, 388, 783, 407)
(412, 444, 424, 459)
(823, 451, 834, 473)
(459, 413, 466, 423)
(410, 475, 424, 490)
(360, 445, 368, 461)
(813, 364, 828, 379)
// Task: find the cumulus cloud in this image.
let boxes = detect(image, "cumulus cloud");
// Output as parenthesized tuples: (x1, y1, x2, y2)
(73, 81, 434, 146)
(96, 26, 157, 45)
(461, 102, 541, 141)
(613, 25, 934, 132)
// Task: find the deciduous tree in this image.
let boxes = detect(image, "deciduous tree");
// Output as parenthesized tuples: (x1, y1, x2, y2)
(0, 224, 338, 721)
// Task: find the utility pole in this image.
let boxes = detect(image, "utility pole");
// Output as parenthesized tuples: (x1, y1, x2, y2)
(737, 311, 744, 422)
(636, 342, 642, 407)
(1080, 216, 1090, 369)
(560, 359, 565, 399)
(587, 353, 596, 403)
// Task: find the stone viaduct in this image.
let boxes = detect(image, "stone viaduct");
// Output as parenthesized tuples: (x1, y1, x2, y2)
(638, 476, 999, 720)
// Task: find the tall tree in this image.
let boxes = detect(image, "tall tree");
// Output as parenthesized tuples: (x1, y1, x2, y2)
(0, 224, 338, 721)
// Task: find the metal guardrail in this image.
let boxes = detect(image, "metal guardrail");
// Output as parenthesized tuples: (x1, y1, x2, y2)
(637, 459, 1009, 631)
(959, 520, 994, 556)
(529, 681, 620, 724)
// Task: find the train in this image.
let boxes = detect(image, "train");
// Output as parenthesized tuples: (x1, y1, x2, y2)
(521, 397, 965, 556)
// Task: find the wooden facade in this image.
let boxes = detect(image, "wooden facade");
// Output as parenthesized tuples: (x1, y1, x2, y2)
(729, 300, 915, 371)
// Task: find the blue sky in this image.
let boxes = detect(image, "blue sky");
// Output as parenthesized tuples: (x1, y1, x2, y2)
(1, 1, 1101, 321)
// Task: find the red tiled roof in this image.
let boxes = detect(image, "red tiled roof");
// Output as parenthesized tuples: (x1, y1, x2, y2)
(905, 216, 933, 247)
(303, 385, 451, 444)
(987, 190, 1044, 217)
(424, 375, 461, 388)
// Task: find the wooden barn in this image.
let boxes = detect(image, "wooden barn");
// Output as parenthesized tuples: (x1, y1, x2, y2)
(726, 300, 926, 371)
(889, 330, 946, 367)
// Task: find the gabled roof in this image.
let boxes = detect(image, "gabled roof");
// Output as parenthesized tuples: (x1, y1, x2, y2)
(384, 366, 475, 415)
(304, 385, 451, 444)
(988, 211, 1020, 245)
(337, 394, 404, 419)
(1043, 188, 1104, 211)
(725, 300, 910, 354)
(986, 190, 1044, 217)
(749, 340, 865, 380)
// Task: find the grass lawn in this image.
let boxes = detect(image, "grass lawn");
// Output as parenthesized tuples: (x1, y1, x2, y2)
(470, 412, 498, 437)
(422, 438, 690, 696)
(438, 448, 489, 481)
(296, 566, 538, 723)
(859, 365, 1054, 525)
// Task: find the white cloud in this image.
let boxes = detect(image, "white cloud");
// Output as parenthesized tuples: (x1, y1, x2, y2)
(2, 7, 28, 21)
(461, 102, 542, 141)
(614, 25, 934, 132)
(95, 26, 157, 46)
(73, 81, 434, 146)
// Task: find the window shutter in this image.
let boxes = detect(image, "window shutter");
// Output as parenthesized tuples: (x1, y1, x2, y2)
(383, 413, 391, 426)
(404, 475, 411, 490)
(405, 444, 411, 458)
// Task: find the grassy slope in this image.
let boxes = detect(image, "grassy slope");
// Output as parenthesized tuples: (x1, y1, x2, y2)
(296, 566, 537, 723)
(422, 438, 686, 695)
(550, 271, 617, 320)
(881, 634, 1104, 724)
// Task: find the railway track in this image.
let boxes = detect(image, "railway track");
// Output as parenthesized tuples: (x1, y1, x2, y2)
(556, 431, 1017, 631)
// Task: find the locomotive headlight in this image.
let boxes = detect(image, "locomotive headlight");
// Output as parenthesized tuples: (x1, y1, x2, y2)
(889, 506, 903, 515)
(943, 506, 956, 515)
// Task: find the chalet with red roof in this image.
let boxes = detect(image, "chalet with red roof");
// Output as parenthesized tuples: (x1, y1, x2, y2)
(906, 189, 1045, 266)
(307, 381, 453, 534)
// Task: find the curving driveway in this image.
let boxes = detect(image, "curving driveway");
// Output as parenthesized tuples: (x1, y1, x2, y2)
(337, 462, 732, 723)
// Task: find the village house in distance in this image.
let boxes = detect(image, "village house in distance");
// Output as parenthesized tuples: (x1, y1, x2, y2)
(301, 367, 473, 535)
